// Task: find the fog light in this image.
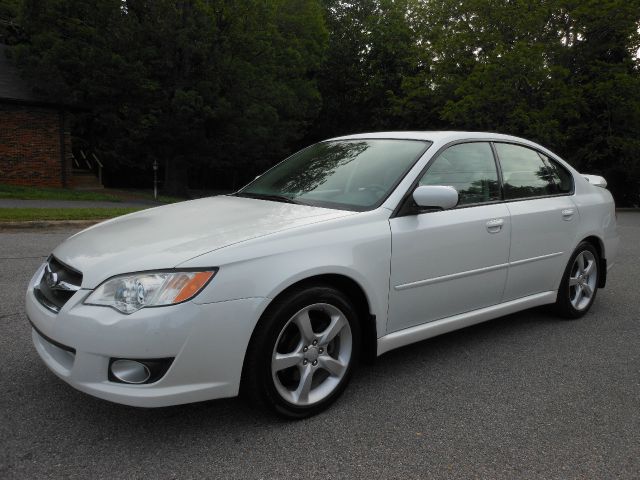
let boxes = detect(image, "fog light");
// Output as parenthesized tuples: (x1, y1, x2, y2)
(110, 359, 151, 384)
(108, 357, 174, 384)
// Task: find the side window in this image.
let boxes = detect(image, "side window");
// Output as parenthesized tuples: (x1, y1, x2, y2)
(540, 154, 574, 194)
(496, 143, 556, 200)
(419, 142, 500, 206)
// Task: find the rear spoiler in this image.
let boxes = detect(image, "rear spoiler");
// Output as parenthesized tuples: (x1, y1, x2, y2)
(582, 174, 607, 188)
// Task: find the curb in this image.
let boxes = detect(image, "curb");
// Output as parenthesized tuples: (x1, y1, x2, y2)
(0, 219, 103, 231)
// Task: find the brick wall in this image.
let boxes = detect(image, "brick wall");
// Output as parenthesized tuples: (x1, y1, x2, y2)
(0, 103, 72, 187)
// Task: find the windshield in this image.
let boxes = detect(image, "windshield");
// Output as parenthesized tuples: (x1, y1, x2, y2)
(237, 139, 431, 211)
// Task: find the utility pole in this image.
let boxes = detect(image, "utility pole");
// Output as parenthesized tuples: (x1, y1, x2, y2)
(153, 159, 158, 200)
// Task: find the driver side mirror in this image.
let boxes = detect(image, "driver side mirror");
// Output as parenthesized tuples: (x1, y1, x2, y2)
(412, 185, 459, 211)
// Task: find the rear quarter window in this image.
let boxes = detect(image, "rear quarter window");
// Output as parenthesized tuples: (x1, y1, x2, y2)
(539, 153, 574, 194)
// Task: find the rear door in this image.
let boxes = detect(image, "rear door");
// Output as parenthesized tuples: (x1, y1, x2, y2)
(495, 142, 579, 301)
(387, 142, 510, 333)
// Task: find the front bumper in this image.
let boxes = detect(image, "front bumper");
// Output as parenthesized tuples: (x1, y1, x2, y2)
(26, 264, 270, 407)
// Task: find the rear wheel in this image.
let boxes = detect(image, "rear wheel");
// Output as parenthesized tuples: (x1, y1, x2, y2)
(554, 242, 599, 319)
(242, 285, 361, 419)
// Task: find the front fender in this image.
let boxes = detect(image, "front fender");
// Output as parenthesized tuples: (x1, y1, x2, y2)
(180, 209, 393, 338)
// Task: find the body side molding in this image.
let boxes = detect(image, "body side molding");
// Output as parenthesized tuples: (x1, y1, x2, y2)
(377, 291, 557, 355)
(394, 252, 563, 291)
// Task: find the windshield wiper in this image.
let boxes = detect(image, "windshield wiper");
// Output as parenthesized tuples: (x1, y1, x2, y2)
(234, 192, 304, 205)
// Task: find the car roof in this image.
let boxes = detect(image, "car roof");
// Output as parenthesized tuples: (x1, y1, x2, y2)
(326, 130, 578, 179)
(327, 131, 536, 145)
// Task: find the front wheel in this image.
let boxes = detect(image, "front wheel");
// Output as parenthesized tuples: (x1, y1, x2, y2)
(554, 242, 599, 319)
(242, 285, 361, 419)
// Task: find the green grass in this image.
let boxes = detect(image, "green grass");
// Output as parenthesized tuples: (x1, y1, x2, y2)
(0, 184, 122, 202)
(0, 207, 143, 222)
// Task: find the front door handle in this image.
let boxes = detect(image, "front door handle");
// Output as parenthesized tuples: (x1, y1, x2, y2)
(562, 208, 575, 221)
(486, 218, 504, 233)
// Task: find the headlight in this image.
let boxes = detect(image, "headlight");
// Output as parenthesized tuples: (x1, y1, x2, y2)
(84, 270, 216, 314)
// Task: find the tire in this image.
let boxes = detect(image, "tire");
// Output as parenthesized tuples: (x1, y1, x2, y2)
(554, 241, 600, 319)
(241, 284, 361, 419)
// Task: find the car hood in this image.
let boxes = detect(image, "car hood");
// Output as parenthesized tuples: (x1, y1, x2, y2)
(52, 195, 353, 288)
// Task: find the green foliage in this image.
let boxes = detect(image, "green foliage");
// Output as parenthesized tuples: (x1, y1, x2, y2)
(0, 0, 20, 21)
(0, 0, 23, 42)
(315, 0, 640, 205)
(313, 0, 419, 137)
(6, 0, 640, 204)
(11, 0, 327, 194)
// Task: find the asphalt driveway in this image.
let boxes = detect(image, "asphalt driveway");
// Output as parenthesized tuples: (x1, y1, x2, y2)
(1, 213, 638, 479)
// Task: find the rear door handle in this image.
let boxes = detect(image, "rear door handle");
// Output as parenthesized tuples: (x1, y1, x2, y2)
(562, 208, 575, 221)
(486, 218, 504, 233)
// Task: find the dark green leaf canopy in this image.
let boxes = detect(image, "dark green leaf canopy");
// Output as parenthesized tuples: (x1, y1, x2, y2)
(4, 0, 640, 203)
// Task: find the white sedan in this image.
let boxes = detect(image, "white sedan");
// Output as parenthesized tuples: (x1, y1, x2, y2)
(26, 131, 619, 418)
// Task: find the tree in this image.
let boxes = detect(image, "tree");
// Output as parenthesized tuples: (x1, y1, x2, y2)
(390, 0, 640, 204)
(312, 0, 418, 139)
(7, 0, 640, 203)
(558, 0, 640, 205)
(0, 0, 23, 42)
(11, 0, 327, 194)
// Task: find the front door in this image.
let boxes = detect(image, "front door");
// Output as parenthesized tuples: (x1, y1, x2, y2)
(387, 142, 511, 333)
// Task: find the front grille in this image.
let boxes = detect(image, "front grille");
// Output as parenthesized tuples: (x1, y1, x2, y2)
(34, 256, 82, 313)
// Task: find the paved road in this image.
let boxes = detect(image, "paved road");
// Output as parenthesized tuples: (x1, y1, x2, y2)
(1, 214, 639, 479)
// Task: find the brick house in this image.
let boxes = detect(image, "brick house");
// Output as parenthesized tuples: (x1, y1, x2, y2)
(0, 44, 74, 188)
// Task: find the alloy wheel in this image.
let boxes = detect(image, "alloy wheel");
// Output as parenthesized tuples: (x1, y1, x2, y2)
(569, 250, 597, 311)
(271, 303, 352, 406)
